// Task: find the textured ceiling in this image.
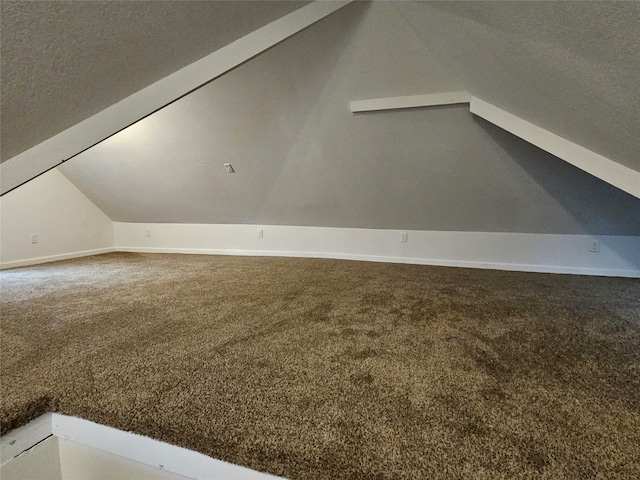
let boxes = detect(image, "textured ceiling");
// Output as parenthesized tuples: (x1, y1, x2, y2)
(2, 0, 638, 235)
(394, 0, 640, 172)
(59, 1, 640, 235)
(0, 0, 309, 162)
(3, 0, 638, 173)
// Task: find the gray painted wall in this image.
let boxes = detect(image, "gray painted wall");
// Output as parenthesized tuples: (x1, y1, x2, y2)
(60, 1, 640, 235)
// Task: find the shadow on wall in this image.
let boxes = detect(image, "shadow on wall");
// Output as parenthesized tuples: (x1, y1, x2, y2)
(58, 0, 372, 225)
(474, 116, 640, 267)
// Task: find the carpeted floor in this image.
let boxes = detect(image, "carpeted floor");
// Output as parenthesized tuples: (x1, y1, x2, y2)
(1, 252, 639, 479)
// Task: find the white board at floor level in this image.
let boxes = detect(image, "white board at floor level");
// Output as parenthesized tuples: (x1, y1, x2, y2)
(0, 413, 53, 465)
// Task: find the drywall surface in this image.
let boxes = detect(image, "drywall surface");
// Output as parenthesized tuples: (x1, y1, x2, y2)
(1, 436, 189, 480)
(393, 1, 640, 173)
(0, 437, 61, 480)
(0, 169, 113, 268)
(0, 1, 351, 196)
(1, 413, 282, 480)
(61, 1, 640, 235)
(0, 0, 309, 161)
(58, 440, 191, 480)
(114, 223, 640, 278)
(52, 414, 282, 480)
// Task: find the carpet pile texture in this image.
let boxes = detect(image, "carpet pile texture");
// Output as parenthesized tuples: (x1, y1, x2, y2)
(1, 253, 639, 479)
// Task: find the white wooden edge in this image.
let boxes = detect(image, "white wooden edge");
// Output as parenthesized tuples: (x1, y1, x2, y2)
(1, 413, 283, 479)
(469, 96, 640, 199)
(110, 223, 639, 278)
(350, 91, 469, 113)
(0, 1, 353, 195)
(113, 246, 640, 279)
(0, 247, 116, 270)
(1, 226, 638, 278)
(0, 413, 53, 466)
(51, 414, 283, 480)
(348, 92, 639, 198)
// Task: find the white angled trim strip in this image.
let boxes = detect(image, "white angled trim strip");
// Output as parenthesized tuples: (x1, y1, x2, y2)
(469, 96, 640, 199)
(0, 414, 53, 466)
(350, 92, 469, 113)
(0, 1, 353, 195)
(348, 92, 638, 198)
(51, 414, 283, 480)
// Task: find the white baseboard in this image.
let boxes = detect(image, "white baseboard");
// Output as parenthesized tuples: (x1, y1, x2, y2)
(0, 247, 115, 270)
(2, 225, 637, 278)
(114, 223, 640, 278)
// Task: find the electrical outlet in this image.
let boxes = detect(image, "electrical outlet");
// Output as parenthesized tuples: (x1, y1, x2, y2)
(401, 232, 408, 243)
(146, 229, 151, 238)
(589, 240, 600, 253)
(30, 234, 38, 244)
(257, 228, 264, 238)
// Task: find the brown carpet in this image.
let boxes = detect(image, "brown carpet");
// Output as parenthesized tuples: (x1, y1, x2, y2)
(1, 252, 639, 479)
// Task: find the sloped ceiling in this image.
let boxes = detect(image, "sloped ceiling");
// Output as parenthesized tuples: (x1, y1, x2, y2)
(0, 0, 309, 161)
(393, 0, 640, 172)
(57, 1, 640, 235)
(2, 1, 639, 236)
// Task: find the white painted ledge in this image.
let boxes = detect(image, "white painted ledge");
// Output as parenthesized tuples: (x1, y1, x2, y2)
(0, 247, 116, 270)
(113, 223, 640, 278)
(350, 92, 469, 113)
(469, 97, 640, 199)
(1, 413, 282, 479)
(1, 414, 53, 466)
(2, 224, 638, 278)
(51, 414, 282, 480)
(0, 1, 353, 195)
(348, 92, 639, 199)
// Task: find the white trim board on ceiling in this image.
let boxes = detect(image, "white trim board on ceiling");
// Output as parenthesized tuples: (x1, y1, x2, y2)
(349, 92, 470, 112)
(349, 93, 640, 199)
(0, 0, 353, 196)
(468, 97, 640, 199)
